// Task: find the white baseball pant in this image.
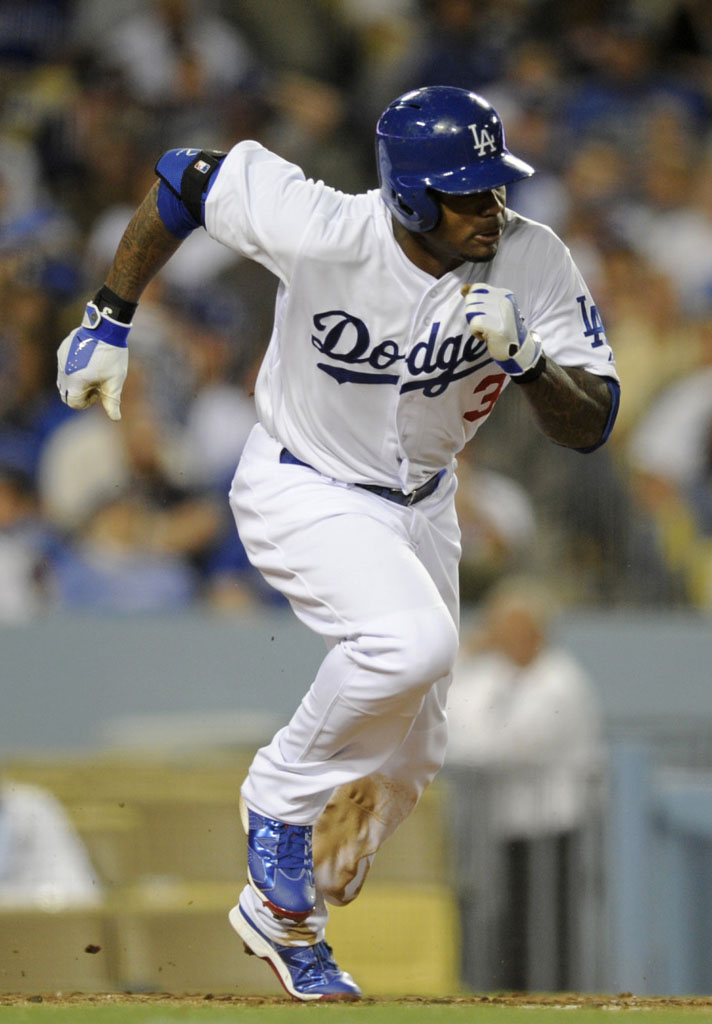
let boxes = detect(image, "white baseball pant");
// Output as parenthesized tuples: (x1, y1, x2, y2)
(229, 423, 460, 943)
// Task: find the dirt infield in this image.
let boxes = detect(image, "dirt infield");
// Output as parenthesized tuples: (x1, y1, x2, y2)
(2, 992, 712, 1010)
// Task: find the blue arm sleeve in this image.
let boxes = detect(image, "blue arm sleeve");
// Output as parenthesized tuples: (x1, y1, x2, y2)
(575, 378, 621, 454)
(154, 147, 226, 238)
(156, 180, 200, 239)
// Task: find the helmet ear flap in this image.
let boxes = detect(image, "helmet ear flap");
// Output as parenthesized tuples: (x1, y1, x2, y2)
(377, 136, 441, 233)
(390, 184, 441, 233)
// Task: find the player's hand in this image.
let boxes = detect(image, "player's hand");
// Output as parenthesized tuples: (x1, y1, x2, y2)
(463, 283, 543, 378)
(56, 301, 131, 421)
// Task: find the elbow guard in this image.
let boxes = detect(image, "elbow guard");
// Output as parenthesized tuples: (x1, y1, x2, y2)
(155, 147, 226, 238)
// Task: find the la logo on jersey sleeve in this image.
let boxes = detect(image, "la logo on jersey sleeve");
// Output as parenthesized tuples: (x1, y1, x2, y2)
(576, 296, 608, 349)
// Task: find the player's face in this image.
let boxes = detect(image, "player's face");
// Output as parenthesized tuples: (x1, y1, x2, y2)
(431, 187, 507, 262)
(398, 187, 507, 277)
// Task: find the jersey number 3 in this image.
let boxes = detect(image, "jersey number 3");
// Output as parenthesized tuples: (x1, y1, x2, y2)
(464, 373, 506, 422)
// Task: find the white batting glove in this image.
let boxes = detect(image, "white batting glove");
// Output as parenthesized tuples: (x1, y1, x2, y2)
(463, 283, 544, 379)
(57, 300, 131, 421)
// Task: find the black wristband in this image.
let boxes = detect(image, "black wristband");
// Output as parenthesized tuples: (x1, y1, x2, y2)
(511, 353, 547, 384)
(92, 284, 138, 325)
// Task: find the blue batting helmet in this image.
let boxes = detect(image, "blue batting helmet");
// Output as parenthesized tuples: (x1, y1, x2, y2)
(376, 85, 535, 232)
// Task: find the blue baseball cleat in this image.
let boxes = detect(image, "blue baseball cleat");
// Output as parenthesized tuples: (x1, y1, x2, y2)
(229, 903, 362, 1001)
(240, 798, 316, 921)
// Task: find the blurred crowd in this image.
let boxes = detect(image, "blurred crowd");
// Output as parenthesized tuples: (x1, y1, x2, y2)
(2, 0, 712, 621)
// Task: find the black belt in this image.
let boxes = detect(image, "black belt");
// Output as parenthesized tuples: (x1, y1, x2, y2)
(279, 448, 445, 507)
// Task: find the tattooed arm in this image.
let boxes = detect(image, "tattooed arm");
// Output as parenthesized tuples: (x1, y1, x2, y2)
(106, 182, 182, 301)
(515, 362, 614, 451)
(462, 284, 619, 452)
(56, 182, 187, 419)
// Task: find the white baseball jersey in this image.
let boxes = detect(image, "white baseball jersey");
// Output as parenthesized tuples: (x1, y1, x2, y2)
(204, 141, 618, 492)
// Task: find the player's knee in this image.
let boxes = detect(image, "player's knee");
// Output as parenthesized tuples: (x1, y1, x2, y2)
(346, 606, 458, 702)
(400, 607, 458, 689)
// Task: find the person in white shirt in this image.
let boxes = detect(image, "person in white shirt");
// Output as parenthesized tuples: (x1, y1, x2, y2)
(446, 576, 603, 991)
(0, 780, 103, 907)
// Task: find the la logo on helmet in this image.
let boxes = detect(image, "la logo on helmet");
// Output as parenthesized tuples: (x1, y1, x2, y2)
(468, 124, 497, 156)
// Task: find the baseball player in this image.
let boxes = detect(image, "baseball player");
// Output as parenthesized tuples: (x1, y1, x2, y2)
(56, 86, 619, 1001)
